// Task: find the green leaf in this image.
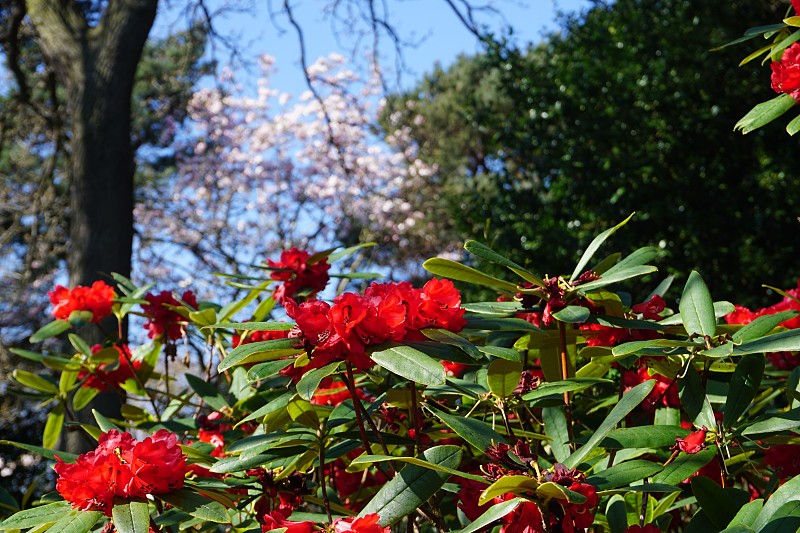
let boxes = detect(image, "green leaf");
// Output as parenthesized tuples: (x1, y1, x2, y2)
(157, 489, 230, 523)
(751, 474, 800, 531)
(587, 460, 663, 490)
(246, 360, 294, 381)
(487, 359, 522, 398)
(286, 397, 320, 429)
(464, 316, 544, 332)
(723, 355, 764, 428)
(787, 113, 800, 135)
(0, 440, 76, 463)
(421, 328, 482, 360)
(552, 306, 590, 324)
(9, 348, 81, 372)
(478, 346, 522, 361)
(112, 501, 150, 533)
(29, 319, 71, 343)
(734, 94, 797, 134)
(296, 361, 341, 401)
(691, 477, 741, 529)
(185, 374, 230, 412)
(206, 321, 294, 331)
(733, 328, 800, 355)
(12, 370, 59, 395)
(543, 406, 571, 462)
(652, 447, 716, 485)
(462, 301, 522, 316)
(325, 242, 376, 263)
(218, 338, 304, 372)
(574, 265, 658, 293)
(454, 498, 522, 533)
(522, 378, 610, 403)
(0, 502, 74, 530)
(601, 426, 690, 449)
(359, 445, 462, 526)
(679, 366, 716, 429)
(602, 247, 659, 278)
(479, 475, 540, 505)
(93, 409, 121, 432)
(350, 454, 485, 482)
(732, 312, 798, 343)
(42, 509, 103, 533)
(68, 334, 93, 357)
(680, 271, 716, 338)
(464, 240, 545, 287)
(606, 495, 628, 533)
(370, 345, 446, 386)
(423, 258, 519, 292)
(741, 407, 800, 436)
(43, 403, 65, 449)
(723, 499, 762, 530)
(563, 379, 656, 469)
(570, 213, 635, 282)
(430, 406, 506, 452)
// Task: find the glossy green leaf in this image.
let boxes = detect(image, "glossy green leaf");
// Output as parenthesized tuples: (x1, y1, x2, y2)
(370, 345, 446, 386)
(246, 359, 294, 382)
(43, 403, 64, 449)
(487, 359, 522, 399)
(186, 374, 230, 412)
(286, 398, 320, 429)
(741, 407, 800, 436)
(563, 379, 656, 468)
(587, 460, 663, 490)
(454, 498, 522, 533)
(430, 406, 506, 452)
(29, 319, 71, 343)
(0, 502, 74, 529)
(574, 265, 658, 293)
(218, 338, 304, 372)
(522, 378, 610, 403)
(324, 242, 376, 263)
(296, 361, 341, 401)
(680, 271, 716, 338)
(752, 474, 800, 531)
(464, 240, 543, 287)
(734, 94, 796, 134)
(570, 213, 634, 282)
(157, 489, 230, 523)
(732, 312, 798, 343)
(536, 482, 587, 503)
(350, 454, 485, 482)
(602, 246, 659, 278)
(723, 355, 764, 428)
(478, 346, 521, 361)
(9, 348, 81, 372)
(787, 113, 800, 136)
(606, 495, 628, 533)
(93, 409, 121, 432)
(552, 306, 590, 324)
(543, 406, 571, 462)
(360, 445, 462, 526)
(691, 477, 742, 529)
(479, 475, 540, 505)
(679, 366, 716, 429)
(44, 508, 104, 533)
(59, 368, 77, 393)
(723, 499, 762, 530)
(0, 440, 76, 463)
(207, 321, 294, 331)
(112, 501, 150, 533)
(422, 328, 482, 360)
(12, 370, 59, 395)
(601, 426, 690, 449)
(461, 301, 522, 316)
(68, 333, 93, 358)
(423, 258, 519, 292)
(464, 316, 544, 332)
(652, 447, 716, 485)
(733, 329, 800, 355)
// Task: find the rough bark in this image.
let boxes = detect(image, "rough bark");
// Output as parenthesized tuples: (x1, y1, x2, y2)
(26, 0, 159, 452)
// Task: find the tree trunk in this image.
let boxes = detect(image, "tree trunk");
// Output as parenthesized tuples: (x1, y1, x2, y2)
(26, 0, 159, 451)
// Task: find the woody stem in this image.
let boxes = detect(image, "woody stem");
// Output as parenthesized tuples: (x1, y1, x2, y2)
(558, 321, 574, 449)
(342, 363, 394, 474)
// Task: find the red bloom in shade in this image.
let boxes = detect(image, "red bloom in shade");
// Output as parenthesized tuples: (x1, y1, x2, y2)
(631, 295, 666, 320)
(794, 0, 800, 15)
(80, 344, 141, 392)
(260, 510, 314, 533)
(268, 248, 330, 303)
(624, 525, 661, 533)
(442, 360, 470, 377)
(456, 476, 492, 521)
(767, 351, 800, 370)
(672, 427, 707, 455)
(772, 43, 800, 101)
(763, 444, 800, 479)
(141, 290, 197, 340)
(49, 281, 115, 323)
(55, 430, 186, 516)
(622, 366, 680, 410)
(332, 514, 389, 533)
(562, 482, 599, 530)
(310, 378, 370, 406)
(499, 498, 544, 533)
(125, 430, 187, 495)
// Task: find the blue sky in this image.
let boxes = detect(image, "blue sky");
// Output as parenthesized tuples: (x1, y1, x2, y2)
(157, 0, 591, 94)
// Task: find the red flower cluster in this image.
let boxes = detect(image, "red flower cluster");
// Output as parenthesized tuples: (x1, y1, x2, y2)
(260, 510, 314, 533)
(269, 248, 331, 303)
(286, 279, 466, 373)
(622, 366, 680, 410)
(141, 290, 197, 340)
(772, 43, 800, 100)
(55, 430, 187, 515)
(48, 281, 116, 323)
(624, 525, 661, 533)
(579, 295, 665, 347)
(332, 514, 389, 533)
(79, 344, 141, 392)
(725, 280, 800, 329)
(763, 443, 800, 479)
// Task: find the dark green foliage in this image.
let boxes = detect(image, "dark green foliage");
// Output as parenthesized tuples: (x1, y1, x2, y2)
(385, 0, 800, 306)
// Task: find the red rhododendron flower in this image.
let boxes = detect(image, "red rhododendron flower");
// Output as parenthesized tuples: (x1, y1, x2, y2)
(332, 514, 389, 533)
(456, 476, 492, 521)
(260, 510, 314, 533)
(562, 482, 599, 530)
(310, 378, 371, 406)
(767, 351, 800, 370)
(49, 281, 115, 323)
(80, 344, 140, 392)
(499, 498, 544, 533)
(724, 304, 758, 325)
(622, 366, 679, 410)
(672, 427, 707, 454)
(631, 295, 666, 320)
(442, 360, 470, 377)
(55, 430, 186, 515)
(269, 248, 330, 303)
(141, 290, 197, 340)
(763, 443, 800, 479)
(772, 43, 800, 100)
(408, 278, 466, 333)
(794, 0, 800, 15)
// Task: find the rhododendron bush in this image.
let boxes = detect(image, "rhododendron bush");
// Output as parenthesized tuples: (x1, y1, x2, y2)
(4, 218, 800, 533)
